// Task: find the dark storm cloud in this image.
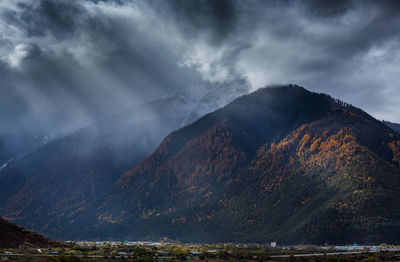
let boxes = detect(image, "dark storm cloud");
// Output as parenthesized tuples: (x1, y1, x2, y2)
(166, 0, 237, 44)
(304, 0, 353, 17)
(24, 0, 81, 38)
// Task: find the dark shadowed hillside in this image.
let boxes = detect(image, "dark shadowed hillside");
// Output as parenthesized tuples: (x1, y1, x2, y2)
(0, 218, 56, 248)
(231, 109, 400, 243)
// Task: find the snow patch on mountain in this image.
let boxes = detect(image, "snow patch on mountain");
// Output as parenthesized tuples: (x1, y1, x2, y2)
(0, 158, 12, 171)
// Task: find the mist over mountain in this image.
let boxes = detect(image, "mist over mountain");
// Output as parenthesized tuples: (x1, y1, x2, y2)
(0, 96, 196, 235)
(0, 78, 250, 173)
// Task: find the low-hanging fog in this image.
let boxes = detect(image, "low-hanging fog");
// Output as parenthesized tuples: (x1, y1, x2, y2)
(1, 0, 400, 162)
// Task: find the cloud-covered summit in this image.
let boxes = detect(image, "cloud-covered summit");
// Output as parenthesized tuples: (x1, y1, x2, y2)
(0, 0, 400, 142)
(167, 0, 400, 122)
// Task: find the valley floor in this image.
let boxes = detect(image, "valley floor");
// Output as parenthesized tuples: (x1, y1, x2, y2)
(2, 241, 400, 262)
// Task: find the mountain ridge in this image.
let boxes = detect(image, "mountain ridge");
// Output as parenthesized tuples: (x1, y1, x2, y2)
(87, 85, 400, 244)
(2, 85, 400, 244)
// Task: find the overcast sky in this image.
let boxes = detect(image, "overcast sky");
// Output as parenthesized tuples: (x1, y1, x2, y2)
(1, 0, 400, 138)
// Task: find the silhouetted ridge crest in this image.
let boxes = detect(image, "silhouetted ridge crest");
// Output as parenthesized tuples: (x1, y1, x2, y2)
(159, 85, 336, 159)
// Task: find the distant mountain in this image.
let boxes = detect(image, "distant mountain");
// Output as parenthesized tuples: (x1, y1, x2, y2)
(382, 120, 400, 134)
(0, 217, 55, 248)
(0, 96, 194, 237)
(79, 85, 399, 244)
